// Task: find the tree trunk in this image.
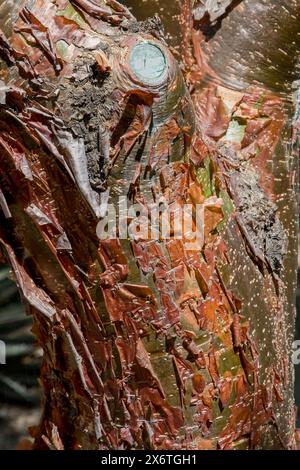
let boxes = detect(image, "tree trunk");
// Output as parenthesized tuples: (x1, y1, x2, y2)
(0, 0, 298, 450)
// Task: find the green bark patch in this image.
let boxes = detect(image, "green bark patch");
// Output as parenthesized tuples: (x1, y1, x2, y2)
(223, 119, 246, 144)
(216, 190, 235, 232)
(196, 157, 215, 198)
(57, 4, 87, 28)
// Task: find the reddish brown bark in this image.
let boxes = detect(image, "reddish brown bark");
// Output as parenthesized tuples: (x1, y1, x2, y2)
(0, 0, 298, 450)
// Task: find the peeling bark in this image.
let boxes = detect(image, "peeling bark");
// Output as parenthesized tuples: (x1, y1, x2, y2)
(0, 0, 298, 450)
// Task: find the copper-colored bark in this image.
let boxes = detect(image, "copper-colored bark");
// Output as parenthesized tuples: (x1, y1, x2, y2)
(0, 0, 298, 450)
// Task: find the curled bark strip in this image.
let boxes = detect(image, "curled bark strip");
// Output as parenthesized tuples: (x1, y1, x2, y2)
(0, 0, 297, 450)
(70, 0, 134, 25)
(0, 30, 15, 64)
(193, 0, 243, 28)
(16, 7, 64, 73)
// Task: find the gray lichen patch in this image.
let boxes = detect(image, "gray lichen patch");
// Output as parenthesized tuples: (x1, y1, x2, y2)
(57, 52, 116, 191)
(230, 164, 287, 274)
(124, 16, 166, 41)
